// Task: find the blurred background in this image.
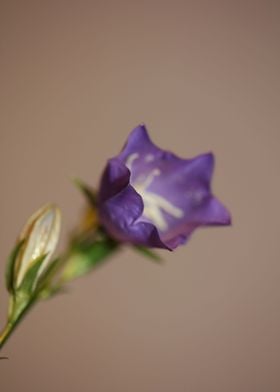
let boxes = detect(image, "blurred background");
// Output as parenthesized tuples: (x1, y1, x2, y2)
(0, 1, 279, 391)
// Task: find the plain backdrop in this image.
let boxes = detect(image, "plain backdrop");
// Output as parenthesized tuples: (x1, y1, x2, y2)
(0, 1, 279, 391)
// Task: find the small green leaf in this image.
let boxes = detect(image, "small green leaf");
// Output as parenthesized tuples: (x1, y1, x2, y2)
(18, 254, 47, 294)
(133, 245, 163, 264)
(5, 240, 25, 294)
(72, 178, 97, 207)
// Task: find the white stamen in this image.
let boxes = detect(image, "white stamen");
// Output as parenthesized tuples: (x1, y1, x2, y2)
(139, 169, 160, 189)
(134, 169, 184, 231)
(125, 153, 139, 171)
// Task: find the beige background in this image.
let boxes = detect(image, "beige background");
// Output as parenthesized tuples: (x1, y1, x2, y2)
(0, 1, 279, 391)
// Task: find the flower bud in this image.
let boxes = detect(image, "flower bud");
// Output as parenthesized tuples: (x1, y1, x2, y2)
(14, 204, 61, 289)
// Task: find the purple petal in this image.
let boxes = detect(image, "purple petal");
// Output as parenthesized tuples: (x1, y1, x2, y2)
(181, 152, 215, 187)
(118, 124, 157, 161)
(160, 196, 231, 248)
(164, 234, 188, 249)
(125, 221, 170, 249)
(99, 184, 143, 233)
(99, 184, 169, 249)
(194, 196, 232, 226)
(99, 158, 130, 201)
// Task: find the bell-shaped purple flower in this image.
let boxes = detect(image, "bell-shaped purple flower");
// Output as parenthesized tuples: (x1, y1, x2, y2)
(98, 125, 231, 250)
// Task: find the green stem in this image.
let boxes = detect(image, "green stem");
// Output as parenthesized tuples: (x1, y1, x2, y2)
(0, 297, 35, 351)
(0, 322, 14, 350)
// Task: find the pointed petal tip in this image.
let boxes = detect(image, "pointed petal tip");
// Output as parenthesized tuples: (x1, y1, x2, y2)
(184, 151, 215, 184)
(205, 151, 215, 164)
(138, 122, 147, 129)
(163, 234, 188, 250)
(219, 210, 232, 226)
(224, 210, 232, 226)
(130, 123, 150, 139)
(197, 151, 215, 171)
(118, 124, 154, 159)
(211, 197, 232, 226)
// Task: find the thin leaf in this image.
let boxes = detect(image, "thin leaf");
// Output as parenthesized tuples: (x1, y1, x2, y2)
(72, 178, 97, 207)
(133, 245, 163, 264)
(5, 240, 25, 294)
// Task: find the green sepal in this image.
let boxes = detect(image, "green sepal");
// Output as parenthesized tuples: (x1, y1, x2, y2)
(133, 245, 163, 264)
(35, 257, 64, 299)
(5, 239, 25, 294)
(62, 239, 118, 282)
(37, 283, 68, 300)
(36, 257, 60, 290)
(73, 178, 97, 207)
(7, 291, 37, 328)
(17, 254, 47, 294)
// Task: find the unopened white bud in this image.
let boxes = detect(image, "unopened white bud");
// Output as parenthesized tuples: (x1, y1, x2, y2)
(15, 204, 61, 289)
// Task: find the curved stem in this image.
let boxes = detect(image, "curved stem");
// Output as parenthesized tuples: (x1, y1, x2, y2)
(0, 297, 35, 352)
(0, 322, 14, 350)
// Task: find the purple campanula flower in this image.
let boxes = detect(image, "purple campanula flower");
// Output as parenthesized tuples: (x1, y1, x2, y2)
(98, 125, 231, 250)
